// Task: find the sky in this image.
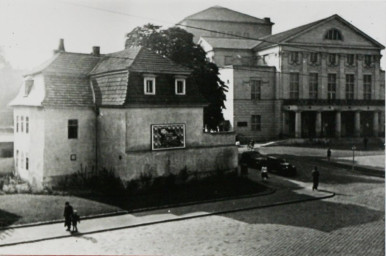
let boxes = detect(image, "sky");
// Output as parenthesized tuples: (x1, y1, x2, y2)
(0, 0, 385, 70)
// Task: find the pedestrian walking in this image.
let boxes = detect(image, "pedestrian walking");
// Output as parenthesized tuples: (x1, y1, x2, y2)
(327, 148, 331, 161)
(248, 139, 255, 150)
(312, 166, 319, 191)
(63, 201, 73, 231)
(71, 210, 80, 232)
(261, 165, 268, 181)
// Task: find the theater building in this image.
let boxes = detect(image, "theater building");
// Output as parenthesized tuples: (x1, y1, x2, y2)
(184, 7, 385, 141)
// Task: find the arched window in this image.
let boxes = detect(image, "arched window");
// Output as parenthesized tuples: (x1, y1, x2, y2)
(325, 29, 343, 40)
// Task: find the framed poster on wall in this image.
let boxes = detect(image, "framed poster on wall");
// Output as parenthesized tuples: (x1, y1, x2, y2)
(152, 124, 186, 150)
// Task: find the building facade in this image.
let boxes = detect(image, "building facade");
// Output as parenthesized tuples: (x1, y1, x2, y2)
(184, 7, 385, 141)
(10, 41, 237, 189)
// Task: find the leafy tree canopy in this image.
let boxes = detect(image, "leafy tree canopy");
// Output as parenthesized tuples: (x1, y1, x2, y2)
(125, 24, 228, 130)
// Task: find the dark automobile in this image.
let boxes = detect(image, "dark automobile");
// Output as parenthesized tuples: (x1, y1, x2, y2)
(240, 151, 267, 170)
(265, 156, 297, 177)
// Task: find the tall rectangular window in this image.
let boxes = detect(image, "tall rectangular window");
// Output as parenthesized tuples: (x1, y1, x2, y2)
(363, 75, 372, 100)
(251, 115, 261, 131)
(26, 117, 29, 134)
(251, 80, 261, 100)
(16, 116, 19, 133)
(289, 73, 299, 99)
(68, 119, 78, 139)
(345, 74, 355, 100)
(144, 77, 156, 95)
(175, 79, 186, 95)
(21, 116, 24, 133)
(327, 74, 337, 100)
(309, 73, 318, 99)
(26, 154, 29, 170)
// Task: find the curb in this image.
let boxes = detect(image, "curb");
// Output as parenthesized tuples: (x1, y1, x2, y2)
(0, 184, 276, 231)
(0, 190, 334, 248)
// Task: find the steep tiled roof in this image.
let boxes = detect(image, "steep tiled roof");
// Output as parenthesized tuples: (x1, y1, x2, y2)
(42, 75, 94, 107)
(27, 52, 101, 76)
(90, 47, 192, 75)
(200, 37, 259, 49)
(89, 47, 140, 75)
(129, 48, 192, 74)
(182, 6, 269, 24)
(254, 18, 326, 50)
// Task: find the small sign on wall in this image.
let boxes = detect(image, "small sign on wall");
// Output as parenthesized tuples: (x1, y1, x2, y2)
(152, 124, 185, 150)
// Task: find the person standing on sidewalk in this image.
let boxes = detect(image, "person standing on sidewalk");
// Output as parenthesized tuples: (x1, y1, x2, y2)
(327, 148, 331, 161)
(312, 167, 320, 191)
(64, 202, 73, 231)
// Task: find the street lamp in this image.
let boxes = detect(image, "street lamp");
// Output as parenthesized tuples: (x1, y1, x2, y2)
(352, 145, 356, 171)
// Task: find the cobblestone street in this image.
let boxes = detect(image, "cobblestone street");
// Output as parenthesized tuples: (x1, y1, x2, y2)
(1, 148, 384, 255)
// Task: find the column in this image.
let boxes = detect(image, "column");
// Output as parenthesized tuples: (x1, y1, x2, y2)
(373, 111, 379, 137)
(374, 56, 380, 100)
(315, 111, 322, 137)
(338, 54, 345, 99)
(356, 54, 363, 99)
(320, 53, 327, 99)
(295, 111, 302, 138)
(354, 111, 361, 137)
(301, 53, 308, 99)
(335, 111, 341, 138)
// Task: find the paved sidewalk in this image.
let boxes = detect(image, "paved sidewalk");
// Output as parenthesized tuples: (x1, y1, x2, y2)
(0, 171, 333, 247)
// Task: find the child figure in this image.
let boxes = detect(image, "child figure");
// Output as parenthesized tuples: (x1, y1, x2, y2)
(71, 210, 80, 232)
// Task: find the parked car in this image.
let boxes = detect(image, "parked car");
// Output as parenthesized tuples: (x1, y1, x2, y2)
(239, 151, 267, 170)
(265, 156, 297, 177)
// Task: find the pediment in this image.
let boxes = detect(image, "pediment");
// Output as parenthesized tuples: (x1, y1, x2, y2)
(287, 16, 383, 49)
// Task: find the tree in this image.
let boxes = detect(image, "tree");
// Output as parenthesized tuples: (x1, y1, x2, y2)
(125, 24, 227, 130)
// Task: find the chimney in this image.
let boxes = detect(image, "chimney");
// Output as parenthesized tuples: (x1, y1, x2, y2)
(264, 17, 271, 23)
(54, 38, 65, 54)
(92, 46, 100, 56)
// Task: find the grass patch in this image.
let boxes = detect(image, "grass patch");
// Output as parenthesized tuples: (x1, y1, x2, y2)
(0, 173, 268, 227)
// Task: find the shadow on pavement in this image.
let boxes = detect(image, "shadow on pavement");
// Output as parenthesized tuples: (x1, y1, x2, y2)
(0, 209, 20, 228)
(221, 198, 384, 233)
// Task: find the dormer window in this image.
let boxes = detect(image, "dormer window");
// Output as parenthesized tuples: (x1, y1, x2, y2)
(325, 28, 343, 40)
(144, 76, 156, 95)
(24, 78, 34, 97)
(175, 78, 186, 95)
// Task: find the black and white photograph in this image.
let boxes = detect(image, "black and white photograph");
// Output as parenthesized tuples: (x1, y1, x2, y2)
(0, 0, 385, 255)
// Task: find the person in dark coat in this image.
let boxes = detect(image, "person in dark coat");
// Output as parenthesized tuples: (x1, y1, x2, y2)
(312, 167, 320, 191)
(327, 148, 331, 161)
(64, 202, 73, 231)
(71, 210, 80, 232)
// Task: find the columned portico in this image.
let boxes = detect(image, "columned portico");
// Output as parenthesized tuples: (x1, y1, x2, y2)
(295, 111, 302, 138)
(335, 111, 341, 138)
(282, 100, 383, 139)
